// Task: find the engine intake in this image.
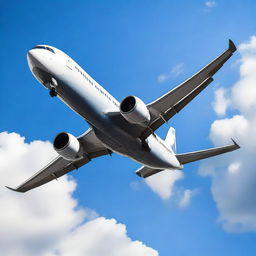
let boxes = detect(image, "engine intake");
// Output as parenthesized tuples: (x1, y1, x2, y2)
(53, 132, 81, 160)
(120, 96, 150, 124)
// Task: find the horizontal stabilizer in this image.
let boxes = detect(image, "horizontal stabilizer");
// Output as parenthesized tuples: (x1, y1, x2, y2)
(136, 166, 162, 178)
(176, 139, 240, 164)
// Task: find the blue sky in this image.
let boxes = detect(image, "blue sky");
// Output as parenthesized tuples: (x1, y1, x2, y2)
(2, 1, 256, 255)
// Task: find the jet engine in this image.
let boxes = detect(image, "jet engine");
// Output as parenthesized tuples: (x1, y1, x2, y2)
(120, 96, 150, 124)
(53, 132, 81, 161)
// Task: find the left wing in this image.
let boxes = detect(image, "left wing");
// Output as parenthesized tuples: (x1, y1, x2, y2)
(141, 40, 237, 139)
(6, 128, 110, 193)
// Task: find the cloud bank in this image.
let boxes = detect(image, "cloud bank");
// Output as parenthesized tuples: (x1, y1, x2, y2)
(199, 36, 256, 232)
(0, 132, 158, 256)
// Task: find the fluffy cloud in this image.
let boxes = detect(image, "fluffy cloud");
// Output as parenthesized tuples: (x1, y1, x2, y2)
(178, 189, 197, 208)
(0, 132, 158, 256)
(49, 218, 157, 256)
(141, 169, 196, 205)
(158, 63, 184, 83)
(212, 88, 230, 116)
(145, 170, 183, 200)
(199, 36, 256, 232)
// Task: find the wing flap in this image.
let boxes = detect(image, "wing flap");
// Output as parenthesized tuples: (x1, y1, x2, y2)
(176, 139, 240, 165)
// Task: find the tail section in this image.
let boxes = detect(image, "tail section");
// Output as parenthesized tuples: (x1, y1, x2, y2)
(176, 139, 240, 164)
(135, 126, 240, 179)
(136, 127, 177, 178)
(165, 127, 176, 153)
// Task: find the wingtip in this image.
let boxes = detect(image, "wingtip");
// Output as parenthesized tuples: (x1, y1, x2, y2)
(231, 138, 240, 149)
(5, 186, 16, 192)
(228, 39, 237, 53)
(5, 186, 24, 193)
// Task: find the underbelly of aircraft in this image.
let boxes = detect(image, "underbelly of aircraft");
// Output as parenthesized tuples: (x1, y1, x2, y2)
(56, 77, 179, 170)
(93, 126, 179, 170)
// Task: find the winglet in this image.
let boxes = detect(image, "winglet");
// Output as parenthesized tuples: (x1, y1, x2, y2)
(5, 186, 24, 193)
(231, 138, 240, 149)
(228, 39, 237, 53)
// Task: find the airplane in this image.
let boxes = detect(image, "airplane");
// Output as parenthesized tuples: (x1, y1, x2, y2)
(6, 40, 240, 193)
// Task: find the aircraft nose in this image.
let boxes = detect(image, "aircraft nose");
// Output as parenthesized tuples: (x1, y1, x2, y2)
(27, 49, 39, 71)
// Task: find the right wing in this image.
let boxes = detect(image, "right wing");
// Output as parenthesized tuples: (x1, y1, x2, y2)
(176, 139, 240, 164)
(106, 40, 237, 140)
(141, 40, 237, 139)
(6, 128, 110, 193)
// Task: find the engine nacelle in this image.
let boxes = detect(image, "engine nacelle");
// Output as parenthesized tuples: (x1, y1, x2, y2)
(53, 132, 81, 161)
(120, 96, 150, 124)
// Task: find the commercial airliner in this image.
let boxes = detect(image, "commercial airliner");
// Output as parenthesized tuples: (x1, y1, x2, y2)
(7, 40, 240, 193)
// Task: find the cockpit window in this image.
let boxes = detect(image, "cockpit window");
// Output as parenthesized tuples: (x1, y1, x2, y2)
(32, 46, 55, 53)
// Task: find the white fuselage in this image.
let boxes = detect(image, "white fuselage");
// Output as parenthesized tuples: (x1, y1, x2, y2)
(27, 45, 181, 170)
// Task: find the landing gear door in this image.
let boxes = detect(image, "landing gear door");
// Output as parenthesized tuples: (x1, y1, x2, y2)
(66, 58, 73, 70)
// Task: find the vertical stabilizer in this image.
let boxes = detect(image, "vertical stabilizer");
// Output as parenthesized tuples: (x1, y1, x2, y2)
(165, 127, 176, 153)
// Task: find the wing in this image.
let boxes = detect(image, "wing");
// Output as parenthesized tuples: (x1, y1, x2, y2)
(141, 39, 237, 139)
(176, 139, 240, 164)
(6, 128, 110, 193)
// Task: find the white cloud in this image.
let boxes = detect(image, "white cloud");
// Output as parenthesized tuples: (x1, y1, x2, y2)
(143, 170, 197, 207)
(178, 189, 197, 208)
(231, 37, 256, 117)
(199, 36, 256, 232)
(239, 36, 256, 53)
(145, 170, 183, 200)
(50, 217, 158, 256)
(212, 88, 230, 116)
(209, 115, 249, 145)
(158, 63, 184, 83)
(157, 74, 168, 83)
(0, 132, 158, 256)
(227, 162, 241, 175)
(205, 1, 216, 8)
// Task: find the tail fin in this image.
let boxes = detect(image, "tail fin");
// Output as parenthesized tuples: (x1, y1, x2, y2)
(165, 127, 176, 153)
